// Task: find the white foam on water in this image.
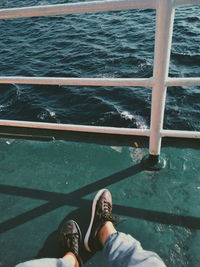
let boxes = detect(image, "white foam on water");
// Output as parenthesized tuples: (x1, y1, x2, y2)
(47, 109, 56, 118)
(120, 110, 148, 129)
(121, 111, 134, 120)
(0, 104, 9, 111)
(95, 96, 148, 129)
(37, 108, 58, 121)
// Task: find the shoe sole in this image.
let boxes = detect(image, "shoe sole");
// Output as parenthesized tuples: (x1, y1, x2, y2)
(84, 189, 108, 252)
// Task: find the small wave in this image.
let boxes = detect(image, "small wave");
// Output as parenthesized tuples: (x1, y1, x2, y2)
(172, 52, 200, 66)
(121, 111, 134, 120)
(120, 110, 136, 123)
(94, 96, 148, 129)
(120, 111, 148, 129)
(0, 103, 10, 112)
(0, 84, 22, 113)
(37, 108, 58, 122)
(94, 96, 119, 111)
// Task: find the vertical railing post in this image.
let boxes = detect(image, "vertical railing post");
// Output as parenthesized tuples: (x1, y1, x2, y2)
(143, 0, 175, 169)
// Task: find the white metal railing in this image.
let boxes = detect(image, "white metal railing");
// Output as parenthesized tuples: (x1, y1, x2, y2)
(0, 0, 199, 19)
(0, 0, 199, 157)
(0, 76, 200, 87)
(0, 0, 157, 19)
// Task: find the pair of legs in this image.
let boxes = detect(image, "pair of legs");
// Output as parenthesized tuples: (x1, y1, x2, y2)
(16, 189, 166, 267)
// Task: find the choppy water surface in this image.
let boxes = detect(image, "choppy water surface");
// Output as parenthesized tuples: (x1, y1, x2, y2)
(0, 0, 199, 130)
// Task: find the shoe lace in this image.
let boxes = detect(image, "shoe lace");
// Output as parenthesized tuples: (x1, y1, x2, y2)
(101, 200, 116, 223)
(65, 233, 79, 254)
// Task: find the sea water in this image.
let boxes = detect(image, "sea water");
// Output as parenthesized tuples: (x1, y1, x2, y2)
(0, 0, 199, 131)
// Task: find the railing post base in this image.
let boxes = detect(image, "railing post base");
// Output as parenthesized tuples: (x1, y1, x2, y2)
(141, 154, 164, 171)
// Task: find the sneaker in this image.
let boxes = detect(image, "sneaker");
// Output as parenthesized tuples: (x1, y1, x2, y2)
(84, 189, 116, 252)
(60, 219, 83, 267)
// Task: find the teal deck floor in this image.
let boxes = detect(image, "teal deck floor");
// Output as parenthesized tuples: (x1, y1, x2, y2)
(0, 137, 199, 267)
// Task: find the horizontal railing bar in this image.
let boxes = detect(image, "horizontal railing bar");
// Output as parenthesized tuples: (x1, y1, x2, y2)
(0, 119, 199, 139)
(0, 0, 199, 21)
(0, 120, 150, 136)
(0, 0, 156, 20)
(174, 0, 200, 8)
(166, 77, 200, 86)
(1, 76, 200, 87)
(0, 76, 153, 87)
(161, 129, 200, 138)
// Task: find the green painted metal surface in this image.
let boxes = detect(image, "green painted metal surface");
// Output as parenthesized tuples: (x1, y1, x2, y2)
(0, 137, 199, 266)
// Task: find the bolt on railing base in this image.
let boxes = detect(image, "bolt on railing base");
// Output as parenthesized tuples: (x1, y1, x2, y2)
(141, 154, 164, 171)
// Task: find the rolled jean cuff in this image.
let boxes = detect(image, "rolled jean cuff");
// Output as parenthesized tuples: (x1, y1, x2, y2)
(103, 232, 166, 267)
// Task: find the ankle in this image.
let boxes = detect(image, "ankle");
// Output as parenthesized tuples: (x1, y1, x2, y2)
(63, 252, 79, 267)
(98, 221, 117, 246)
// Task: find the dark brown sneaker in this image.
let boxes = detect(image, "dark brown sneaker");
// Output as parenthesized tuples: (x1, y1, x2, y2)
(84, 189, 116, 252)
(60, 220, 83, 267)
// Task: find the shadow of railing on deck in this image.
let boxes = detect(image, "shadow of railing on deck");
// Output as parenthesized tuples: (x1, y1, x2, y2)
(0, 161, 199, 235)
(0, 163, 141, 233)
(0, 127, 200, 150)
(1, 161, 200, 262)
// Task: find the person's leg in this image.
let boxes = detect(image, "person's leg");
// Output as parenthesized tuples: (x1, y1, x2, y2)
(101, 223, 166, 267)
(15, 220, 83, 267)
(62, 252, 79, 267)
(84, 188, 166, 267)
(98, 221, 116, 245)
